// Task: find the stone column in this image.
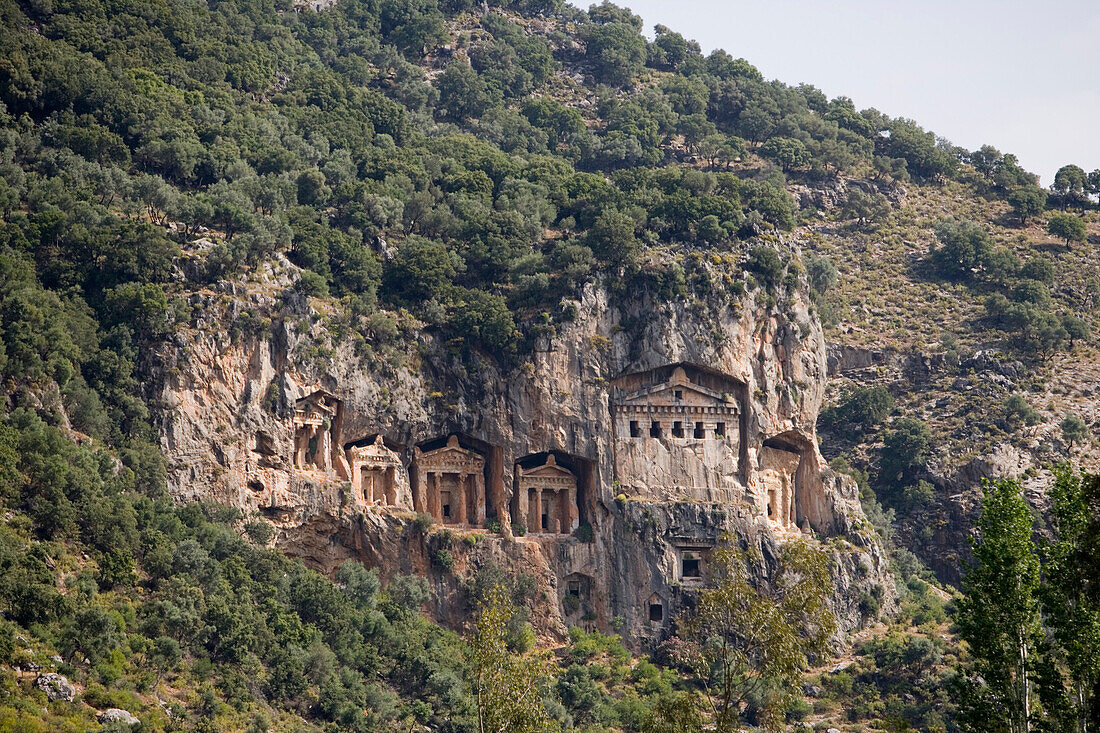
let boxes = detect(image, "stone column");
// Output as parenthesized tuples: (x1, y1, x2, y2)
(487, 445, 504, 524)
(294, 429, 306, 467)
(429, 472, 441, 522)
(384, 467, 396, 506)
(474, 472, 486, 525)
(349, 455, 360, 496)
(786, 483, 795, 527)
(414, 467, 426, 513)
(455, 472, 467, 525)
(527, 488, 538, 531)
(316, 425, 331, 471)
(534, 489, 543, 533)
(566, 487, 578, 533)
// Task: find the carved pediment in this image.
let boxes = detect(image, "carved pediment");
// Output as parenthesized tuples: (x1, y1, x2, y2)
(416, 435, 485, 472)
(519, 455, 574, 480)
(347, 435, 402, 468)
(294, 390, 338, 424)
(613, 366, 736, 410)
(517, 455, 577, 490)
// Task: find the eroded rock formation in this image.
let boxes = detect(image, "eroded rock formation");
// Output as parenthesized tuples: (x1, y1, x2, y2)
(158, 264, 892, 646)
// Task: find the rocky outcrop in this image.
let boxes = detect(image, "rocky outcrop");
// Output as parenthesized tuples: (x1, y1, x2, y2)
(35, 672, 75, 702)
(156, 254, 892, 648)
(98, 708, 140, 726)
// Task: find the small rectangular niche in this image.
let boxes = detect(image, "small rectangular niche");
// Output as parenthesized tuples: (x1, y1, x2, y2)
(694, 421, 705, 439)
(629, 420, 641, 438)
(672, 421, 684, 438)
(567, 581, 581, 598)
(715, 422, 726, 438)
(649, 603, 664, 622)
(442, 503, 451, 518)
(541, 513, 549, 531)
(674, 389, 683, 401)
(649, 421, 662, 438)
(682, 556, 701, 578)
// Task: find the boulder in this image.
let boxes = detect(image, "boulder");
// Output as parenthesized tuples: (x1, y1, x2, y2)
(98, 708, 140, 726)
(35, 672, 75, 702)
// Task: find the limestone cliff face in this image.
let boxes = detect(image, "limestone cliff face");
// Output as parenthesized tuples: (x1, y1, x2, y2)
(157, 253, 892, 646)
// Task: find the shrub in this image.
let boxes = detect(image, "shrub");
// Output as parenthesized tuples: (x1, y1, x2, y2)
(244, 519, 275, 545)
(824, 385, 893, 434)
(1003, 394, 1041, 430)
(879, 418, 930, 490)
(746, 246, 784, 291)
(1048, 212, 1087, 245)
(295, 269, 329, 297)
(426, 545, 448, 567)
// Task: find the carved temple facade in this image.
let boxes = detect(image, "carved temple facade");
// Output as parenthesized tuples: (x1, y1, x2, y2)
(412, 436, 487, 525)
(515, 454, 579, 535)
(282, 363, 810, 536)
(610, 364, 747, 503)
(293, 391, 350, 479)
(345, 435, 411, 509)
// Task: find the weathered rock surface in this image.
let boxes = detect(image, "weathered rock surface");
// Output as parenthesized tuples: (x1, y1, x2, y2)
(98, 708, 140, 726)
(156, 257, 893, 647)
(35, 672, 75, 702)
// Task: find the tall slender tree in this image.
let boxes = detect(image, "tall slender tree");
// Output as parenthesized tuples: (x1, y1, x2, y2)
(956, 479, 1042, 733)
(1041, 467, 1100, 733)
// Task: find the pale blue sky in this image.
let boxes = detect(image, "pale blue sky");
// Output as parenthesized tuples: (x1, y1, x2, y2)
(618, 0, 1100, 186)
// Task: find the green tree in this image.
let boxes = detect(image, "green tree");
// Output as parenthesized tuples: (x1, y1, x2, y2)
(683, 537, 836, 733)
(879, 417, 930, 488)
(760, 137, 810, 172)
(382, 236, 461, 305)
(841, 187, 890, 227)
(1047, 213, 1087, 247)
(580, 20, 647, 87)
(1052, 165, 1088, 208)
(826, 385, 894, 433)
(1008, 187, 1047, 225)
(436, 61, 497, 122)
(586, 209, 639, 269)
(1003, 394, 1041, 432)
(746, 245, 784, 291)
(1060, 414, 1088, 452)
(1040, 467, 1100, 732)
(956, 479, 1041, 733)
(470, 584, 553, 733)
(449, 289, 517, 352)
(931, 218, 994, 280)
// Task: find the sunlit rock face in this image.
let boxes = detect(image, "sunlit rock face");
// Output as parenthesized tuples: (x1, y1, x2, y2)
(158, 266, 891, 647)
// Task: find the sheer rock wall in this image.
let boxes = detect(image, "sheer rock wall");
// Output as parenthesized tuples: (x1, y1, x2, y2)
(157, 270, 893, 646)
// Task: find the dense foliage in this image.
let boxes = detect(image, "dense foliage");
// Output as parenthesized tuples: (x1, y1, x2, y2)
(3, 0, 1099, 729)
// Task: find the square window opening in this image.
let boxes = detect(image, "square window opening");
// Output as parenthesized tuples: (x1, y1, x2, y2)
(629, 420, 641, 438)
(694, 421, 705, 439)
(650, 421, 662, 438)
(674, 389, 683, 400)
(672, 421, 684, 438)
(682, 557, 701, 578)
(715, 422, 726, 438)
(649, 603, 664, 622)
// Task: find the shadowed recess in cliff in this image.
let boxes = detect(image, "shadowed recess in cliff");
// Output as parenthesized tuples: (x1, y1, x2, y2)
(512, 451, 595, 535)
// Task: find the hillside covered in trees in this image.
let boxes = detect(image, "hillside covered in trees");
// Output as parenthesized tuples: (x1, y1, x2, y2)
(1, 0, 1099, 730)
